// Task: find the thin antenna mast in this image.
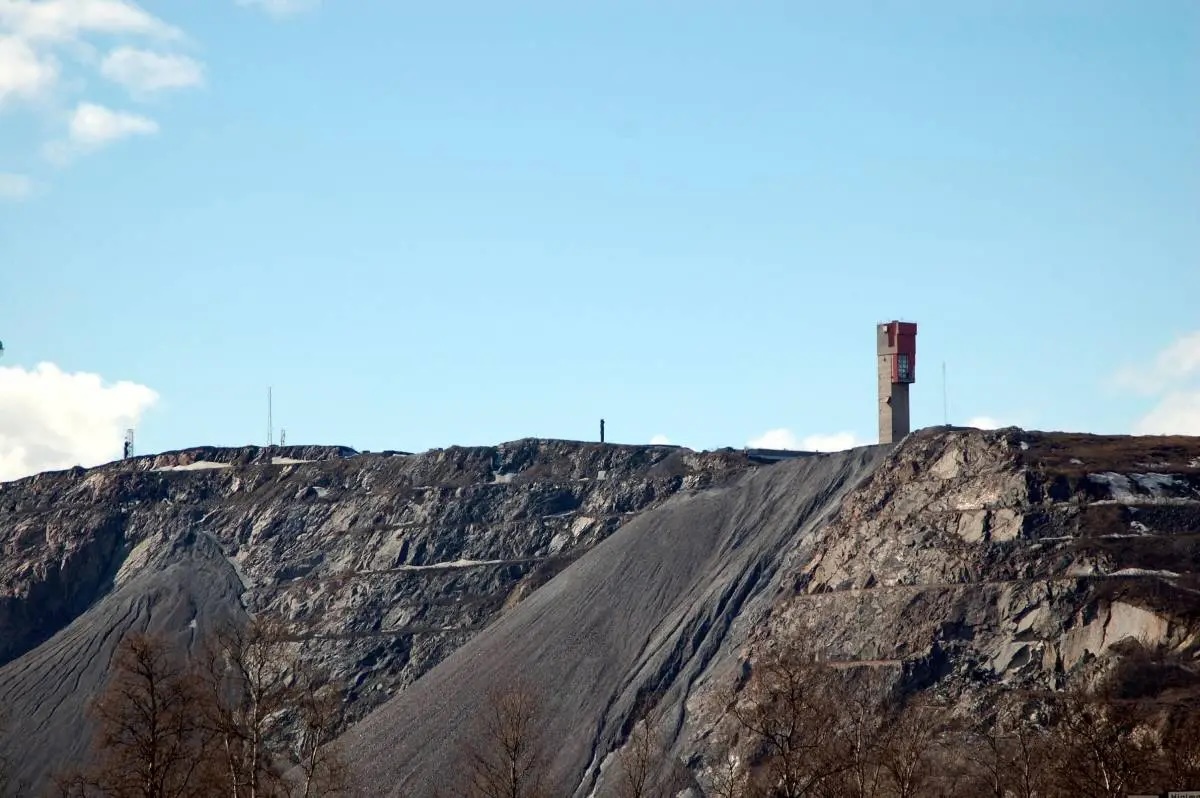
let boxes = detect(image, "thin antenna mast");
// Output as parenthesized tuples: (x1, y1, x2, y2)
(267, 387, 273, 447)
(942, 362, 949, 426)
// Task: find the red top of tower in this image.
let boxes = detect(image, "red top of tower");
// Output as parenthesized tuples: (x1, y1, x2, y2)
(883, 320, 917, 383)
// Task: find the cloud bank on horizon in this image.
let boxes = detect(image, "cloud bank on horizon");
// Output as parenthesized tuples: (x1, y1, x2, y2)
(1117, 330, 1200, 436)
(745, 416, 1017, 453)
(747, 429, 863, 452)
(0, 362, 157, 482)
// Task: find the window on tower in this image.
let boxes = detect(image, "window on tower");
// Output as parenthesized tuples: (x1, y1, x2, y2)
(897, 354, 911, 381)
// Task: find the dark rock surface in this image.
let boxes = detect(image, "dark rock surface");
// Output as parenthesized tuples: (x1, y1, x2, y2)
(0, 438, 752, 794)
(338, 445, 888, 797)
(335, 428, 1200, 796)
(3, 428, 1199, 796)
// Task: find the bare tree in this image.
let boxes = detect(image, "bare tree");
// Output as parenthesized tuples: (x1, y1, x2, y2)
(68, 633, 214, 798)
(960, 694, 1053, 798)
(200, 617, 298, 798)
(611, 710, 688, 798)
(722, 651, 851, 798)
(292, 678, 349, 798)
(822, 674, 888, 798)
(1160, 707, 1200, 787)
(1042, 690, 1157, 798)
(197, 617, 351, 798)
(874, 698, 951, 798)
(696, 752, 745, 798)
(614, 719, 659, 798)
(460, 683, 550, 798)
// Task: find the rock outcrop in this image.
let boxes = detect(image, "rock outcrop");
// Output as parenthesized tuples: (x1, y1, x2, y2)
(0, 439, 752, 793)
(747, 428, 1200, 691)
(337, 444, 887, 796)
(332, 428, 1200, 796)
(1, 428, 1198, 796)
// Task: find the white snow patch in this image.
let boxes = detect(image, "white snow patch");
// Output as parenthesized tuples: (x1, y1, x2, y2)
(153, 460, 231, 472)
(1043, 532, 1162, 542)
(313, 486, 330, 499)
(1019, 441, 1029, 451)
(1110, 567, 1180, 578)
(1070, 458, 1084, 465)
(1090, 472, 1137, 501)
(395, 558, 503, 571)
(492, 471, 515, 484)
(1090, 471, 1193, 502)
(271, 456, 310, 465)
(1134, 472, 1187, 494)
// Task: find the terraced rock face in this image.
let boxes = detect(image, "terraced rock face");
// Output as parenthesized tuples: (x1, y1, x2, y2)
(0, 439, 753, 793)
(743, 428, 1200, 689)
(333, 428, 1200, 797)
(679, 428, 1200, 791)
(338, 445, 889, 797)
(3, 428, 1199, 797)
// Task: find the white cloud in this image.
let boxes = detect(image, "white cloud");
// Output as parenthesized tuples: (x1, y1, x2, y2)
(43, 100, 158, 160)
(801, 432, 863, 451)
(965, 416, 1006, 430)
(0, 361, 158, 482)
(1114, 331, 1200, 397)
(0, 0, 180, 43)
(0, 172, 34, 200)
(649, 434, 671, 446)
(100, 46, 203, 93)
(1133, 392, 1200, 436)
(747, 428, 863, 452)
(70, 100, 157, 143)
(1, 1, 196, 176)
(1117, 331, 1200, 435)
(0, 33, 59, 106)
(237, 0, 319, 17)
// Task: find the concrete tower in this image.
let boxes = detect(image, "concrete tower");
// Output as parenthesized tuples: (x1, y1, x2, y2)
(877, 320, 917, 444)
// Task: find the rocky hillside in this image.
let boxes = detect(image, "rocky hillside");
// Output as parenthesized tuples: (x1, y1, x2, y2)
(0, 439, 753, 793)
(333, 428, 1200, 796)
(1, 428, 1198, 796)
(745, 427, 1200, 694)
(338, 443, 887, 797)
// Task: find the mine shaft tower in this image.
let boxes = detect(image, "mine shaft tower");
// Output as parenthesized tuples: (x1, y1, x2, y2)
(877, 320, 917, 444)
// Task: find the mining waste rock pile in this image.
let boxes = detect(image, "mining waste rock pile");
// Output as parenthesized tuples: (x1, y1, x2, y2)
(339, 444, 888, 796)
(0, 439, 750, 793)
(336, 428, 1200, 796)
(1, 428, 1199, 795)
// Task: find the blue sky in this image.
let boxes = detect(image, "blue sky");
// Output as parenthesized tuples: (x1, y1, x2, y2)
(1, 1, 1198, 475)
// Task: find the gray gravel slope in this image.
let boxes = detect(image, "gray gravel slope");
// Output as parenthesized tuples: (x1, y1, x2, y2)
(339, 446, 887, 797)
(0, 531, 245, 794)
